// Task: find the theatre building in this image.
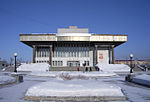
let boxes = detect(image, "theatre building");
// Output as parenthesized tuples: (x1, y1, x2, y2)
(20, 26, 127, 67)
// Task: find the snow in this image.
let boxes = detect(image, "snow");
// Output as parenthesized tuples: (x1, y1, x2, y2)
(30, 71, 117, 77)
(25, 79, 124, 97)
(102, 76, 150, 102)
(17, 63, 50, 72)
(96, 63, 130, 72)
(0, 75, 16, 85)
(0, 75, 42, 102)
(132, 74, 150, 86)
(0, 71, 150, 102)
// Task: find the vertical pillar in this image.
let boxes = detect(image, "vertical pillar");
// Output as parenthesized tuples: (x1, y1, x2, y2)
(41, 46, 43, 57)
(89, 45, 93, 67)
(33, 45, 36, 63)
(95, 45, 98, 64)
(109, 46, 111, 64)
(65, 44, 67, 57)
(77, 43, 79, 57)
(79, 44, 80, 57)
(49, 45, 53, 66)
(112, 45, 115, 64)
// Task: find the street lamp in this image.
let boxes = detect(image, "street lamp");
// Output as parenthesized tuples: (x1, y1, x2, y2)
(14, 53, 18, 72)
(129, 54, 133, 73)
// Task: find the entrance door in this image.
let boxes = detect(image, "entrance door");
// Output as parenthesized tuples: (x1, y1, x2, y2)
(67, 61, 79, 67)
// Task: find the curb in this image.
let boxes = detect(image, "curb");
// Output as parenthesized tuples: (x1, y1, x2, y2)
(24, 96, 127, 101)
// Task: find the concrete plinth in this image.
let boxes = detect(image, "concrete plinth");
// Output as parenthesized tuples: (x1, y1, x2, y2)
(11, 73, 24, 83)
(125, 73, 135, 82)
(24, 96, 126, 101)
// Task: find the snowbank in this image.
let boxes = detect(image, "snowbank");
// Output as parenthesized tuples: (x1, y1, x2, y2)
(0, 75, 16, 85)
(30, 71, 116, 77)
(17, 63, 50, 72)
(132, 74, 150, 86)
(25, 79, 124, 97)
(96, 63, 130, 72)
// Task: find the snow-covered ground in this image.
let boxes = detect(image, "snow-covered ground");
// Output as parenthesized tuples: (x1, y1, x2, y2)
(96, 63, 130, 72)
(101, 76, 150, 102)
(0, 63, 150, 102)
(132, 74, 150, 86)
(25, 79, 124, 97)
(0, 72, 150, 102)
(17, 63, 50, 72)
(0, 75, 41, 102)
(0, 75, 16, 85)
(30, 71, 117, 77)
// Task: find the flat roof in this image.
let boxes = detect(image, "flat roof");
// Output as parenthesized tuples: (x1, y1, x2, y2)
(20, 33, 127, 48)
(20, 33, 127, 41)
(20, 26, 127, 47)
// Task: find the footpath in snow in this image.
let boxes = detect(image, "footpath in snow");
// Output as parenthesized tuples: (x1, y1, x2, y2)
(132, 74, 150, 87)
(30, 71, 117, 77)
(0, 74, 16, 85)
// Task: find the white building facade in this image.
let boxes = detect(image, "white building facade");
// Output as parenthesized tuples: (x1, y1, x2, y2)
(20, 26, 127, 67)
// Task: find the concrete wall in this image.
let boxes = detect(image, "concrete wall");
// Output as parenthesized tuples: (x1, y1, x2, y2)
(90, 35, 127, 42)
(20, 34, 127, 42)
(58, 26, 89, 33)
(97, 49, 109, 64)
(20, 35, 56, 41)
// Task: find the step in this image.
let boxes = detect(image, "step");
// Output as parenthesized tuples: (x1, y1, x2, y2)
(50, 67, 96, 71)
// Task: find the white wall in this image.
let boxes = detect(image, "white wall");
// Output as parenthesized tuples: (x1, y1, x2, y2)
(97, 49, 109, 64)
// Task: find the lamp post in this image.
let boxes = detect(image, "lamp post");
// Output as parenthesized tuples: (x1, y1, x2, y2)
(14, 53, 18, 72)
(130, 54, 133, 73)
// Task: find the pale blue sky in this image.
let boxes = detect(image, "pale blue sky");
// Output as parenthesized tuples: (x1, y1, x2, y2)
(0, 0, 150, 62)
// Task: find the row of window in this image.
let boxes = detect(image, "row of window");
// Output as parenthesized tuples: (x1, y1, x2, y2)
(53, 47, 90, 57)
(36, 48, 50, 57)
(36, 47, 90, 58)
(36, 60, 49, 63)
(53, 61, 63, 66)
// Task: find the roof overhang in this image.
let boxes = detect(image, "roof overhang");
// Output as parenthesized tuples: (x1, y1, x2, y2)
(20, 34, 127, 47)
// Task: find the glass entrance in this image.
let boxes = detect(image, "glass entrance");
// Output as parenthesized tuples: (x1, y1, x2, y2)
(67, 61, 80, 67)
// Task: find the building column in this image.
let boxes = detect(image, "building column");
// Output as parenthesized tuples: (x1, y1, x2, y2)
(112, 45, 115, 64)
(89, 46, 93, 67)
(109, 46, 111, 64)
(95, 45, 98, 64)
(33, 45, 36, 63)
(49, 45, 53, 66)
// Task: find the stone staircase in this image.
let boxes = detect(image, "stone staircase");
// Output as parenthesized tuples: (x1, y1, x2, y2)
(50, 67, 96, 71)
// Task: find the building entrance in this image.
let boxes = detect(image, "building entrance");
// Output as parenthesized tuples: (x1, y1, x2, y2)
(67, 61, 80, 67)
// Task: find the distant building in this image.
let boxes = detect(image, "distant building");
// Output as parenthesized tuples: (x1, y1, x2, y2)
(20, 26, 127, 67)
(115, 60, 150, 66)
(0, 61, 8, 68)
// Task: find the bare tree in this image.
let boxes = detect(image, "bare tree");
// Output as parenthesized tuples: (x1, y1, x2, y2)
(17, 58, 23, 64)
(10, 57, 14, 66)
